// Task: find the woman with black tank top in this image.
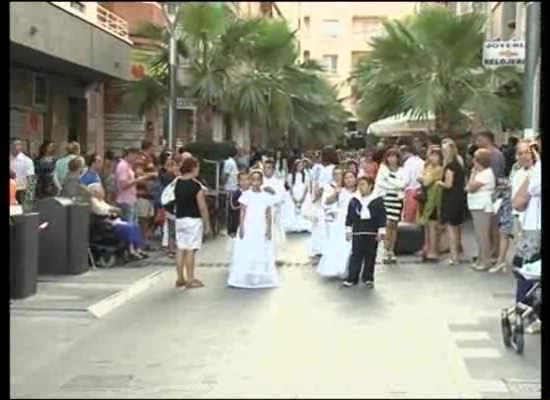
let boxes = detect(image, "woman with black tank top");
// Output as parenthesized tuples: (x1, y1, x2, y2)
(174, 157, 212, 289)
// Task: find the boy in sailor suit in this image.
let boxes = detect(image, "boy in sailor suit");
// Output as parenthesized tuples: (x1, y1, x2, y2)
(343, 177, 386, 288)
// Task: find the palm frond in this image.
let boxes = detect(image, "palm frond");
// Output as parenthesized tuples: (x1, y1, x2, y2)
(351, 7, 523, 133)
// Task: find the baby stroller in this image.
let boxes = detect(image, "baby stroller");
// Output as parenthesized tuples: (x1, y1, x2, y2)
(89, 214, 129, 268)
(500, 255, 541, 354)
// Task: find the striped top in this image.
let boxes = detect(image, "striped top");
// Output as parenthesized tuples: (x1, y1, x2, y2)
(374, 164, 406, 200)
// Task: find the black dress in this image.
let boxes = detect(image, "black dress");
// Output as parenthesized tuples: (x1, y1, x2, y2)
(440, 159, 466, 226)
(227, 189, 243, 236)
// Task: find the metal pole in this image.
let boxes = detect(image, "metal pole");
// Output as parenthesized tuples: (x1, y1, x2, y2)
(522, 2, 541, 139)
(169, 32, 178, 151)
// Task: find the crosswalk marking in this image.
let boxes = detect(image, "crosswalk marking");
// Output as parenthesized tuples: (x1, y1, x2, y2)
(451, 331, 491, 341)
(458, 348, 502, 359)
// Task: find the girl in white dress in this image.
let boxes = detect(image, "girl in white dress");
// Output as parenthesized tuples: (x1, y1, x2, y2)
(262, 159, 287, 264)
(282, 159, 312, 233)
(309, 148, 340, 260)
(228, 169, 279, 289)
(318, 169, 356, 278)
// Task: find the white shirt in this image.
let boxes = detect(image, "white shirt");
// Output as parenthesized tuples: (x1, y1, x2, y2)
(223, 157, 239, 192)
(467, 168, 495, 212)
(311, 163, 323, 183)
(10, 152, 35, 190)
(522, 161, 541, 231)
(510, 166, 533, 217)
(263, 175, 285, 205)
(402, 155, 425, 190)
(318, 164, 335, 187)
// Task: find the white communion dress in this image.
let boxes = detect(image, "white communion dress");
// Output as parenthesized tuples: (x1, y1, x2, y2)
(263, 175, 288, 262)
(281, 172, 312, 233)
(227, 190, 279, 289)
(317, 188, 354, 278)
(309, 164, 335, 257)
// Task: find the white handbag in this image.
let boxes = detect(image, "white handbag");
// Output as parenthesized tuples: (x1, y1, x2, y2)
(161, 178, 178, 206)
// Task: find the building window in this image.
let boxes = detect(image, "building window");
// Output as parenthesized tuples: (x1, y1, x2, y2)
(70, 2, 85, 13)
(321, 55, 338, 74)
(322, 19, 340, 38)
(303, 50, 311, 62)
(303, 16, 310, 34)
(33, 75, 47, 107)
(352, 17, 383, 39)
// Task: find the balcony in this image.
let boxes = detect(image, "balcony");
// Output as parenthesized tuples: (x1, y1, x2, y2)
(10, 2, 132, 81)
(50, 2, 131, 43)
(96, 4, 130, 41)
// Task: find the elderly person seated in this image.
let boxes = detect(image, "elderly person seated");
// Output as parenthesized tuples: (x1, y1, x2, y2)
(88, 183, 148, 261)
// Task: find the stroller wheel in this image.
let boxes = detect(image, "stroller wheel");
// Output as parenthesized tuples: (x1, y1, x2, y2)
(97, 253, 117, 269)
(512, 318, 525, 354)
(500, 309, 512, 348)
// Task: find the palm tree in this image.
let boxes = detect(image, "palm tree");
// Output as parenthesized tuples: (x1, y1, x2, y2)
(350, 7, 522, 136)
(117, 3, 346, 145)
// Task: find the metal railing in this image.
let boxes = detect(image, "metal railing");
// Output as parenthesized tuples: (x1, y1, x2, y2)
(96, 4, 130, 41)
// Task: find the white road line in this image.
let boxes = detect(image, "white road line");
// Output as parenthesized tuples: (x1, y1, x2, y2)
(451, 331, 491, 341)
(458, 348, 502, 359)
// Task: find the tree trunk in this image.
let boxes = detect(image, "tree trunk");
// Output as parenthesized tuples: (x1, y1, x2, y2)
(144, 104, 161, 145)
(196, 106, 214, 142)
(435, 109, 451, 136)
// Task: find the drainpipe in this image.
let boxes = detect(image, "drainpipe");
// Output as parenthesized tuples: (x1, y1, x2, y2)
(522, 2, 541, 139)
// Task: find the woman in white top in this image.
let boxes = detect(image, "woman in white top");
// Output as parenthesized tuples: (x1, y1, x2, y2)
(374, 148, 406, 264)
(466, 149, 496, 271)
(512, 142, 541, 265)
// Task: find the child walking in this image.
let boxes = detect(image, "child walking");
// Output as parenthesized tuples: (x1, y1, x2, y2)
(343, 177, 386, 288)
(227, 169, 279, 289)
(226, 171, 250, 253)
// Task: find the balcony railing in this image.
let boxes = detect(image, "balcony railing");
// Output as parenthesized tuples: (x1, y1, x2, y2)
(50, 2, 131, 43)
(96, 4, 130, 41)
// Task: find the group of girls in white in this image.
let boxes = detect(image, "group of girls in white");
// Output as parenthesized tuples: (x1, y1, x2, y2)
(225, 143, 426, 289)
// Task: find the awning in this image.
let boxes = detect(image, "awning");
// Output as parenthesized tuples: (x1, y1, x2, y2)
(367, 111, 434, 137)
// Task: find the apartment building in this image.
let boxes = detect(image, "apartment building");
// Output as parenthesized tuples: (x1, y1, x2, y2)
(98, 1, 170, 153)
(417, 2, 526, 41)
(231, 2, 283, 18)
(10, 2, 132, 156)
(276, 2, 416, 122)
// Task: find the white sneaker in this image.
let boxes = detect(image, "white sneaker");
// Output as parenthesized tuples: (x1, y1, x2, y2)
(526, 319, 541, 334)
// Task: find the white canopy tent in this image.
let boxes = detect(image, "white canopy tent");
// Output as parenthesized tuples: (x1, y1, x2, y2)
(366, 111, 435, 137)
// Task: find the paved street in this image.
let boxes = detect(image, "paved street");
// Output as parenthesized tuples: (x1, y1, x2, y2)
(11, 231, 540, 399)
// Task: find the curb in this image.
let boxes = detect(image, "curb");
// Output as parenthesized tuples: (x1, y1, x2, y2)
(87, 270, 166, 319)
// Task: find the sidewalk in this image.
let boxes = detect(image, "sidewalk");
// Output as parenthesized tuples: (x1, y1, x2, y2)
(11, 265, 166, 319)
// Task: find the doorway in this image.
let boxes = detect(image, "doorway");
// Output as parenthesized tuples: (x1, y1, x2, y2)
(68, 97, 87, 150)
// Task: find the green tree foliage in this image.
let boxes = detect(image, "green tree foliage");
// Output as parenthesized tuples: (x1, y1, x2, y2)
(116, 3, 347, 145)
(350, 7, 522, 135)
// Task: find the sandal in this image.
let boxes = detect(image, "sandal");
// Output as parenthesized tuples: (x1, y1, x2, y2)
(186, 279, 205, 289)
(175, 279, 187, 288)
(129, 253, 144, 261)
